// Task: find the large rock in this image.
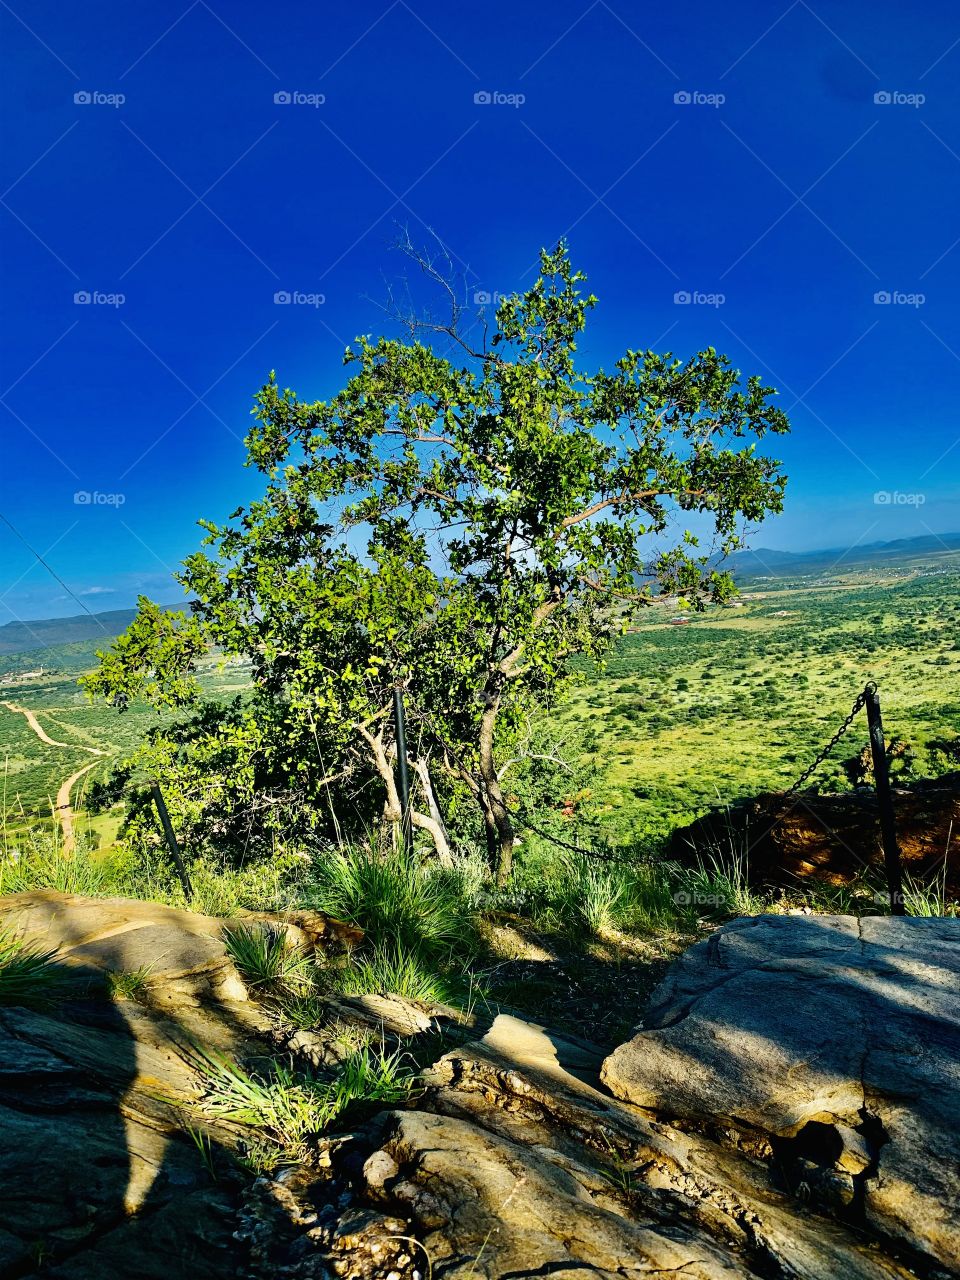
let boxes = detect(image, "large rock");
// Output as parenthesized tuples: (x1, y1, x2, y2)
(0, 892, 274, 1278)
(672, 772, 960, 898)
(602, 913, 960, 1272)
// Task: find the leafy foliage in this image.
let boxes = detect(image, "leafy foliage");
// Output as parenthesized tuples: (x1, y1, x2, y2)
(83, 243, 788, 880)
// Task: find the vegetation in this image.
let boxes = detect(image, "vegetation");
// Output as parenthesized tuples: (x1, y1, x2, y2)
(79, 243, 789, 884)
(0, 928, 63, 1008)
(198, 1043, 415, 1169)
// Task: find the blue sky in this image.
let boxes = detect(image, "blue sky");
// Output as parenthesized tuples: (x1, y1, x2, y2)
(1, 0, 958, 621)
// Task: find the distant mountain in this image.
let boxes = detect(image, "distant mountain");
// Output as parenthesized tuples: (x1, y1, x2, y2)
(729, 532, 960, 579)
(0, 608, 139, 656)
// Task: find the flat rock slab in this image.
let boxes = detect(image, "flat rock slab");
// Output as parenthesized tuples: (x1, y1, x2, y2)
(602, 913, 960, 1271)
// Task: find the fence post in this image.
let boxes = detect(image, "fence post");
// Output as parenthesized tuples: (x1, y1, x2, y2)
(150, 783, 193, 902)
(393, 687, 414, 857)
(863, 685, 906, 916)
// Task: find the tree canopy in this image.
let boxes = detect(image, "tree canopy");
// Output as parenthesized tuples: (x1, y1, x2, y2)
(84, 243, 790, 882)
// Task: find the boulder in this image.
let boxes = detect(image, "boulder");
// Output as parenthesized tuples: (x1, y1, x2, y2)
(672, 772, 960, 898)
(602, 913, 960, 1272)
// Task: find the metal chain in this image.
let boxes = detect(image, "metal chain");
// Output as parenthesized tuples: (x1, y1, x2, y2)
(785, 681, 876, 794)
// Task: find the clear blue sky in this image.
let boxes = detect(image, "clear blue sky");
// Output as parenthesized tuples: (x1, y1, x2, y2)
(2, 0, 958, 620)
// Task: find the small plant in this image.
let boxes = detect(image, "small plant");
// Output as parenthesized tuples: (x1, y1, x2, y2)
(0, 929, 64, 1008)
(106, 965, 154, 1001)
(331, 944, 463, 1005)
(223, 923, 314, 993)
(185, 1124, 218, 1182)
(198, 1043, 414, 1163)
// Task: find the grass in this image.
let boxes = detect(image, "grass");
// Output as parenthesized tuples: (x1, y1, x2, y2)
(106, 965, 154, 1000)
(0, 928, 64, 1008)
(223, 922, 315, 993)
(198, 1043, 415, 1167)
(330, 943, 473, 1005)
(304, 843, 481, 961)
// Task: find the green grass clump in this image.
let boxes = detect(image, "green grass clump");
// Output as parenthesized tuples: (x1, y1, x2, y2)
(199, 1043, 414, 1166)
(106, 965, 154, 1000)
(0, 834, 113, 897)
(0, 929, 64, 1008)
(223, 923, 314, 993)
(330, 944, 468, 1005)
(304, 843, 480, 961)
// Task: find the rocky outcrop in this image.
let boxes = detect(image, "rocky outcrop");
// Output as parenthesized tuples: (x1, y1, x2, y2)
(2, 893, 958, 1279)
(0, 891, 353, 1279)
(603, 913, 960, 1273)
(672, 772, 960, 898)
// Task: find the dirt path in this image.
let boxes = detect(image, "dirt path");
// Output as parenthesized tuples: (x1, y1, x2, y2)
(2, 701, 106, 852)
(1, 701, 104, 755)
(54, 760, 102, 854)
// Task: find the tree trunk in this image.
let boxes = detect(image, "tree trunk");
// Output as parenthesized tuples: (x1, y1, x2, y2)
(411, 757, 453, 868)
(356, 721, 448, 862)
(478, 690, 514, 886)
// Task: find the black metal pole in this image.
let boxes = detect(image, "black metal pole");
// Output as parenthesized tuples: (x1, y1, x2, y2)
(150, 783, 193, 902)
(863, 685, 905, 915)
(393, 688, 413, 857)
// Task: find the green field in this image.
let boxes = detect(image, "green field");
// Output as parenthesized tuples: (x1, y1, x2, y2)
(2, 553, 959, 856)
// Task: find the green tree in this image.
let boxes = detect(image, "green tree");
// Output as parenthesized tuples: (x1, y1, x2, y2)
(84, 243, 789, 883)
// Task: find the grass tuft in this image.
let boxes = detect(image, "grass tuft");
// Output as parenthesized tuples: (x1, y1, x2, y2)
(223, 923, 315, 993)
(0, 928, 64, 1008)
(198, 1042, 415, 1164)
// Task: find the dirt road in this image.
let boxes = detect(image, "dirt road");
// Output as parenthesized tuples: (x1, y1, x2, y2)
(54, 760, 102, 853)
(2, 701, 105, 852)
(1, 701, 104, 755)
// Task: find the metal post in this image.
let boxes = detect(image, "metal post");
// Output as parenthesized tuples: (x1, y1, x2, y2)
(393, 687, 413, 857)
(150, 783, 193, 902)
(863, 685, 905, 915)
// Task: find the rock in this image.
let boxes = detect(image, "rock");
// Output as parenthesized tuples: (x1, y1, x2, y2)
(0, 891, 279, 1278)
(672, 772, 960, 898)
(346, 1012, 923, 1279)
(602, 913, 960, 1272)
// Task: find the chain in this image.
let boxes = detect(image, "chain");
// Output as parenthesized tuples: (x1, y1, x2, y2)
(785, 681, 875, 794)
